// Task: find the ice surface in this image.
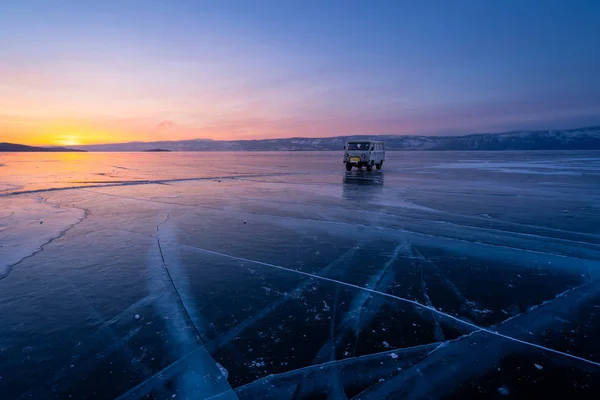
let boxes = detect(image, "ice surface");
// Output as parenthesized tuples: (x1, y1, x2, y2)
(0, 197, 86, 279)
(1, 151, 600, 399)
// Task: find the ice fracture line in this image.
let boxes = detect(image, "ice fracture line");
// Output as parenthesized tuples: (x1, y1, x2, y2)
(170, 241, 600, 368)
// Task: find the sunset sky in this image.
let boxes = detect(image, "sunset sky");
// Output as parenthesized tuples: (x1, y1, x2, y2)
(2, 0, 600, 146)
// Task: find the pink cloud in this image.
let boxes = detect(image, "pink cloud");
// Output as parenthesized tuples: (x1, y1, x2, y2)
(157, 120, 175, 129)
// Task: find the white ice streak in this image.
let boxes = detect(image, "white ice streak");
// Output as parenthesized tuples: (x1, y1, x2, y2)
(123, 212, 235, 400)
(204, 244, 362, 352)
(310, 243, 405, 363)
(236, 343, 440, 399)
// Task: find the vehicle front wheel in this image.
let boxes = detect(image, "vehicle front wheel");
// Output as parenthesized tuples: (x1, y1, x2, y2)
(376, 163, 382, 170)
(345, 163, 352, 171)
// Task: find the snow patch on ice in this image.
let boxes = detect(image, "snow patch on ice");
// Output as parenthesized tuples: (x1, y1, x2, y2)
(248, 359, 266, 369)
(498, 385, 510, 396)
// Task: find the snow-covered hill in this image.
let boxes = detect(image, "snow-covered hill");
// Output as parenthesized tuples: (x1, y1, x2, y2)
(70, 126, 600, 152)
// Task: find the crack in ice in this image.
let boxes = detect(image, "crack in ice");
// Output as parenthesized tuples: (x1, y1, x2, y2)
(351, 281, 600, 399)
(236, 342, 442, 395)
(418, 260, 446, 342)
(412, 246, 478, 320)
(114, 346, 204, 400)
(0, 172, 306, 197)
(0, 206, 90, 282)
(204, 243, 363, 352)
(349, 243, 406, 355)
(155, 209, 206, 345)
(171, 242, 600, 368)
(80, 189, 598, 265)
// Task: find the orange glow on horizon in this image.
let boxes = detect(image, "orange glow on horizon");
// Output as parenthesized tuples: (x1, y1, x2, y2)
(1, 111, 413, 146)
(25, 121, 141, 147)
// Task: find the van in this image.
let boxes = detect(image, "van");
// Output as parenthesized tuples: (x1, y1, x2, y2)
(343, 140, 385, 171)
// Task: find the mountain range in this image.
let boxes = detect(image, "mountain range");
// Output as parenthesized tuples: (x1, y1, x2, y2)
(2, 126, 600, 152)
(71, 126, 600, 151)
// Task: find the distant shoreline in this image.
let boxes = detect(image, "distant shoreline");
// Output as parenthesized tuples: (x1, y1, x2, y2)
(2, 126, 600, 152)
(3, 149, 600, 153)
(69, 126, 600, 152)
(0, 143, 86, 153)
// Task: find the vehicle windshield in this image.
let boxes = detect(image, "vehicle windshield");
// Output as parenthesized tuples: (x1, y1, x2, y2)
(346, 142, 370, 151)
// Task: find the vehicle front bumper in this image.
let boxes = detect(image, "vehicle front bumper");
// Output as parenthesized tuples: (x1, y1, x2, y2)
(344, 156, 372, 165)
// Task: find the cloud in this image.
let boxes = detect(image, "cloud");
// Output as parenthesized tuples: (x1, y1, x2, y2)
(157, 120, 175, 129)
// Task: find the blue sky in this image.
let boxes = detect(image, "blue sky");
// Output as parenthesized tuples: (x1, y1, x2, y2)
(1, 0, 600, 144)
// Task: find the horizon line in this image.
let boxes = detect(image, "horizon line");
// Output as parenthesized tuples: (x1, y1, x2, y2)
(57, 124, 600, 148)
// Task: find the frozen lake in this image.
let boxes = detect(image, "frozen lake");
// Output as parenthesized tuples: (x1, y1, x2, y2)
(1, 151, 600, 399)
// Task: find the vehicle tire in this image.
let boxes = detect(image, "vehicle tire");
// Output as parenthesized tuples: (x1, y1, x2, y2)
(366, 164, 372, 171)
(345, 163, 352, 171)
(376, 163, 382, 170)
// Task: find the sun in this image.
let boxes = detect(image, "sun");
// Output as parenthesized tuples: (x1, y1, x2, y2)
(55, 135, 83, 147)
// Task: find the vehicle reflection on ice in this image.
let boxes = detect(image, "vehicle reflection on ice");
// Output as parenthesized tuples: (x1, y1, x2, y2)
(342, 171, 384, 202)
(343, 171, 384, 185)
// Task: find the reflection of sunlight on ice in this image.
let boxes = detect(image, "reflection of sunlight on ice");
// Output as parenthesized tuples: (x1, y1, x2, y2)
(54, 151, 89, 162)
